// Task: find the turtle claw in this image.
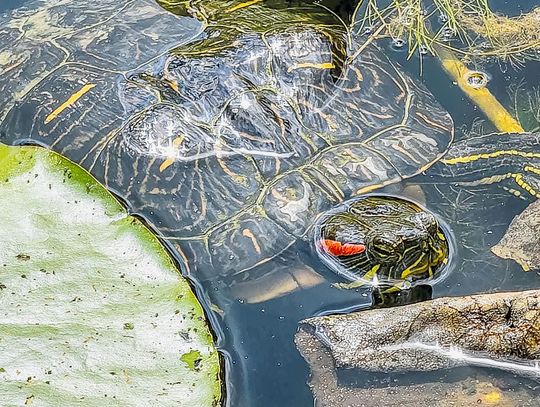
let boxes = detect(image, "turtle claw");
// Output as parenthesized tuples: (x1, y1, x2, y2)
(332, 280, 367, 290)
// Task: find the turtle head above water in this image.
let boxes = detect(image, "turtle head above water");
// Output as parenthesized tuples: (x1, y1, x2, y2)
(314, 195, 450, 288)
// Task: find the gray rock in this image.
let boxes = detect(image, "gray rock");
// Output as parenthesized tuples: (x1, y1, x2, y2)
(295, 329, 540, 407)
(299, 290, 540, 373)
(492, 199, 540, 271)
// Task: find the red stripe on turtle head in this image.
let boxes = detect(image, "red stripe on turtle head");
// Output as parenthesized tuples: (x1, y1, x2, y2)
(320, 239, 366, 256)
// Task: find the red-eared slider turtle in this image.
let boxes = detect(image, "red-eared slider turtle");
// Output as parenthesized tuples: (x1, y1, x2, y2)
(0, 0, 539, 290)
(314, 195, 449, 290)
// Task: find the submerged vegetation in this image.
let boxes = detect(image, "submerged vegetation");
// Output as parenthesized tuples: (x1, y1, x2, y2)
(353, 0, 540, 65)
(508, 82, 540, 132)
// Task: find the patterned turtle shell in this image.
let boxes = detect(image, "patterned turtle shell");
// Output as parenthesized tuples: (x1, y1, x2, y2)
(0, 0, 453, 281)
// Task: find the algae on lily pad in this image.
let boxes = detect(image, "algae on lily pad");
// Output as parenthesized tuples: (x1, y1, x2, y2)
(0, 144, 221, 406)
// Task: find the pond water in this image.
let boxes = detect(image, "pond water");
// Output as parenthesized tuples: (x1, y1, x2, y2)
(1, 0, 540, 405)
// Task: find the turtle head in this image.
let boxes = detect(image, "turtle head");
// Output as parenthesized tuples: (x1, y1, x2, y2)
(315, 196, 449, 286)
(367, 232, 404, 263)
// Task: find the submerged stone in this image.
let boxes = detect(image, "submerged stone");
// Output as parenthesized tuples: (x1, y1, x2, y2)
(298, 290, 540, 373)
(492, 199, 540, 271)
(295, 328, 540, 407)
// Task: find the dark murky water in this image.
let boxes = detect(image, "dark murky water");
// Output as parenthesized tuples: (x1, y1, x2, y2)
(1, 0, 540, 406)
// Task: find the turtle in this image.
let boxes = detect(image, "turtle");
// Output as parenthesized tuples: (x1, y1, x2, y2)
(314, 195, 450, 289)
(0, 0, 539, 294)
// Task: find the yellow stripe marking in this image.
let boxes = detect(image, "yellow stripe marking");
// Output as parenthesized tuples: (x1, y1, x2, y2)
(435, 46, 524, 133)
(242, 228, 262, 254)
(401, 253, 426, 279)
(332, 264, 382, 290)
(459, 170, 540, 198)
(227, 0, 263, 12)
(166, 79, 179, 93)
(364, 264, 381, 281)
(525, 166, 540, 175)
(159, 136, 185, 173)
(159, 159, 174, 173)
(392, 143, 421, 165)
(355, 183, 384, 194)
(45, 83, 96, 124)
(383, 285, 402, 294)
(443, 149, 540, 165)
(416, 112, 451, 133)
(218, 157, 248, 185)
(288, 62, 334, 73)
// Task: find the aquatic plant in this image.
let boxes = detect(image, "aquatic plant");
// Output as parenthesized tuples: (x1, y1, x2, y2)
(353, 0, 540, 64)
(508, 81, 540, 132)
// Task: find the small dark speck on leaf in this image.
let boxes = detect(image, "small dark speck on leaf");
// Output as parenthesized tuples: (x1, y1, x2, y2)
(16, 254, 30, 261)
(123, 322, 134, 330)
(178, 331, 190, 341)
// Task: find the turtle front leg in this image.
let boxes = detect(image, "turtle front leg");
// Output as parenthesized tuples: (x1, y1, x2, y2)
(429, 132, 540, 199)
(498, 165, 540, 200)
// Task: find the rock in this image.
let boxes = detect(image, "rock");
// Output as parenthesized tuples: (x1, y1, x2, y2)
(295, 328, 540, 407)
(298, 290, 540, 373)
(492, 199, 540, 271)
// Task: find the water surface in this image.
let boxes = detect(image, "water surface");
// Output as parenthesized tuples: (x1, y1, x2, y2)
(1, 0, 539, 405)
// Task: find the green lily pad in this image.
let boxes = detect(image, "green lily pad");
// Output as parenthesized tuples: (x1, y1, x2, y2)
(0, 144, 221, 406)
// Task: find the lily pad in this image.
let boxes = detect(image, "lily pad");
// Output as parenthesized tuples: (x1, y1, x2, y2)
(0, 144, 221, 406)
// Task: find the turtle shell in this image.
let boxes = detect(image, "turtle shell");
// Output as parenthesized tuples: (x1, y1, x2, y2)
(0, 0, 453, 280)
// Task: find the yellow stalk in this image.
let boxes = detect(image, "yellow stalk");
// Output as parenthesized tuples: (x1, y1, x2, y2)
(435, 45, 525, 133)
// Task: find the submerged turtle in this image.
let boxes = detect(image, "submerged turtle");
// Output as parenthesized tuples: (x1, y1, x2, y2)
(0, 0, 539, 293)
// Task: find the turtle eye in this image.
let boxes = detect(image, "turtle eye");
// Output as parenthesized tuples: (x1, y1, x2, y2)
(371, 236, 401, 259)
